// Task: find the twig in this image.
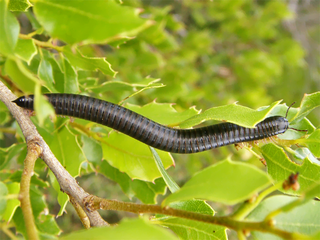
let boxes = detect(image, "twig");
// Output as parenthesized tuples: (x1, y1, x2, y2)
(83, 195, 312, 240)
(0, 80, 108, 228)
(19, 33, 63, 52)
(69, 196, 91, 229)
(19, 141, 42, 240)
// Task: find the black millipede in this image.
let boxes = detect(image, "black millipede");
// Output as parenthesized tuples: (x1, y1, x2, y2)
(13, 94, 289, 154)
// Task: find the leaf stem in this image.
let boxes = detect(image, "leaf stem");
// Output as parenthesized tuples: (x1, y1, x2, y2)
(19, 33, 63, 52)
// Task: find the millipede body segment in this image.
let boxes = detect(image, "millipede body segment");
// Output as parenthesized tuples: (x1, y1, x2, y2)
(13, 94, 289, 154)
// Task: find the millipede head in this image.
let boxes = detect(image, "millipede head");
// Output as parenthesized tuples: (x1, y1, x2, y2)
(272, 116, 289, 134)
(285, 102, 308, 134)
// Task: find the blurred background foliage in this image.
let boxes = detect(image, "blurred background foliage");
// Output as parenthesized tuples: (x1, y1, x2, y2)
(75, 0, 320, 184)
(88, 0, 319, 111)
(2, 0, 319, 236)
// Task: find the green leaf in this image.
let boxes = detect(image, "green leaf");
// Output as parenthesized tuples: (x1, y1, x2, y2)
(30, 185, 46, 217)
(99, 161, 167, 204)
(61, 56, 79, 93)
(282, 117, 315, 140)
(179, 100, 281, 128)
(12, 186, 61, 238)
(0, 181, 8, 217)
(55, 184, 68, 217)
(14, 38, 37, 64)
(279, 182, 320, 214)
(8, 0, 32, 11)
(63, 46, 117, 77)
(0, 143, 26, 170)
(248, 195, 320, 240)
(292, 148, 318, 164)
(261, 144, 320, 196)
(50, 125, 86, 178)
(303, 182, 320, 202)
(0, 0, 20, 56)
(31, 186, 60, 235)
(0, 101, 10, 125)
(48, 125, 86, 214)
(60, 218, 178, 240)
(45, 51, 65, 93)
(81, 135, 103, 164)
(126, 101, 200, 126)
(154, 200, 227, 240)
(163, 159, 272, 206)
(88, 77, 164, 95)
(118, 78, 165, 104)
(88, 80, 135, 93)
(2, 182, 20, 222)
(291, 92, 320, 124)
(34, 85, 56, 126)
(33, 0, 153, 45)
(36, 214, 61, 236)
(102, 131, 174, 182)
(38, 52, 57, 92)
(299, 129, 320, 157)
(5, 58, 41, 93)
(9, 170, 49, 188)
(150, 146, 179, 193)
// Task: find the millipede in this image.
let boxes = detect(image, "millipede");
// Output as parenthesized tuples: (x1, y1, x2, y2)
(13, 94, 289, 154)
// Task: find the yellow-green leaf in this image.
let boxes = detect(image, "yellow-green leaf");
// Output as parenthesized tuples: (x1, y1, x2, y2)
(33, 0, 153, 45)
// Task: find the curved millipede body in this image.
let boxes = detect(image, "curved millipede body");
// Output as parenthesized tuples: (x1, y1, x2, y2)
(13, 94, 289, 154)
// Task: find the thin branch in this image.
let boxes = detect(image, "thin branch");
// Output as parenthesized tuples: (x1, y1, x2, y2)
(0, 127, 16, 134)
(84, 195, 312, 240)
(19, 33, 63, 52)
(70, 196, 91, 229)
(0, 80, 108, 227)
(19, 141, 42, 240)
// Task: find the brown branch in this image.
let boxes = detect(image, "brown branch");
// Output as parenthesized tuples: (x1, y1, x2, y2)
(0, 80, 108, 227)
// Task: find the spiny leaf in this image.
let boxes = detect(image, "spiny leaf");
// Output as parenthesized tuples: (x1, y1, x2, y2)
(179, 100, 281, 128)
(163, 159, 272, 206)
(261, 143, 320, 197)
(0, 0, 20, 56)
(8, 0, 32, 12)
(60, 218, 179, 240)
(153, 200, 227, 240)
(248, 196, 320, 239)
(99, 161, 167, 204)
(291, 92, 320, 124)
(63, 46, 117, 77)
(14, 38, 37, 64)
(33, 0, 153, 45)
(101, 131, 174, 182)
